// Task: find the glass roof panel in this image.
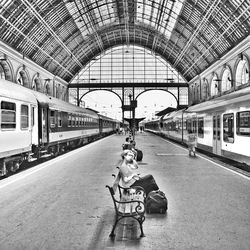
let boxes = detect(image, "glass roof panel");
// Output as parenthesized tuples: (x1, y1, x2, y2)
(72, 45, 186, 84)
(136, 0, 183, 39)
(0, 0, 249, 83)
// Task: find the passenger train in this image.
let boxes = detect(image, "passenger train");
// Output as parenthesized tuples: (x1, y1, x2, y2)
(0, 79, 120, 176)
(145, 86, 250, 168)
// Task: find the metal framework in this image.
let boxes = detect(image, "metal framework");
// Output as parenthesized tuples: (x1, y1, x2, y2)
(0, 0, 249, 83)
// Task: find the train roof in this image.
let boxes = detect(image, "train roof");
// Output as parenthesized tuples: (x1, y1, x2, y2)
(145, 117, 161, 123)
(162, 109, 185, 120)
(187, 87, 250, 113)
(0, 79, 37, 104)
(98, 113, 117, 122)
(31, 91, 99, 118)
(0, 79, 98, 118)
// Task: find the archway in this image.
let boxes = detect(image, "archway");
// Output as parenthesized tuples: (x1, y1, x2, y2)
(135, 90, 177, 121)
(16, 67, 30, 88)
(32, 74, 43, 92)
(81, 90, 122, 120)
(0, 59, 13, 81)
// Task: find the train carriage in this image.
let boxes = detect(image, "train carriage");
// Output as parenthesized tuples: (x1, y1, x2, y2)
(0, 80, 38, 175)
(0, 79, 118, 176)
(145, 86, 250, 166)
(187, 86, 250, 164)
(98, 114, 120, 135)
(32, 91, 100, 155)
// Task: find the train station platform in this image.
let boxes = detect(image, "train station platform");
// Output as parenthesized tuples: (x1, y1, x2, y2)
(0, 132, 249, 250)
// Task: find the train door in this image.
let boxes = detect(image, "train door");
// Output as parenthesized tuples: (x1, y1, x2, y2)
(212, 114, 221, 155)
(38, 104, 49, 144)
(30, 104, 38, 145)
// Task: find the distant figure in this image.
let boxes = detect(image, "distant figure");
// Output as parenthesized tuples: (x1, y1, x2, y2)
(122, 137, 130, 150)
(128, 140, 137, 160)
(188, 130, 197, 157)
(120, 127, 124, 135)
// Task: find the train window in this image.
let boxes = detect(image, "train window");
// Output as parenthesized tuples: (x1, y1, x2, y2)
(21, 105, 29, 129)
(76, 116, 79, 127)
(192, 119, 197, 133)
(1, 101, 16, 129)
(186, 119, 191, 132)
(50, 110, 55, 128)
(217, 115, 220, 140)
(213, 116, 216, 139)
(32, 107, 35, 127)
(236, 111, 250, 136)
(68, 114, 72, 127)
(223, 113, 234, 143)
(72, 115, 75, 127)
(198, 117, 204, 138)
(58, 112, 62, 127)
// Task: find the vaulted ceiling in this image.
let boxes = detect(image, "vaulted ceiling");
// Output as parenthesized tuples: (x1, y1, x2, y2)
(0, 0, 249, 83)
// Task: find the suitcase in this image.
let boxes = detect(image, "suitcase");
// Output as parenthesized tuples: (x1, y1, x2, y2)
(131, 174, 159, 197)
(145, 190, 168, 214)
(135, 149, 143, 161)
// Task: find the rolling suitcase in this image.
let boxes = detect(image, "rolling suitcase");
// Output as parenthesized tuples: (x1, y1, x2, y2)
(135, 149, 143, 161)
(145, 190, 168, 214)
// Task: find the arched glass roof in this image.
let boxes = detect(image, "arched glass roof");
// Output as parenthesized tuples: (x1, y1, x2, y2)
(0, 0, 249, 83)
(73, 45, 186, 84)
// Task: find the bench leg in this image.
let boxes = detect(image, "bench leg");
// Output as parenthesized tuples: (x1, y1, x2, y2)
(139, 222, 145, 237)
(109, 218, 119, 238)
(138, 216, 145, 237)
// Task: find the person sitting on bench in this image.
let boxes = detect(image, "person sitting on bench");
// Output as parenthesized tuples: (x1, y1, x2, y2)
(118, 150, 159, 196)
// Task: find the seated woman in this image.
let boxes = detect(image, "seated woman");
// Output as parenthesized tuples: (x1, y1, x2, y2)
(118, 150, 159, 196)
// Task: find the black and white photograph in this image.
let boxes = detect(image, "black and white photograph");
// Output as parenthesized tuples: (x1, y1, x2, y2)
(0, 0, 250, 249)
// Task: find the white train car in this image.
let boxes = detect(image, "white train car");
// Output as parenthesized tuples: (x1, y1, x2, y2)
(0, 80, 38, 175)
(161, 109, 187, 143)
(145, 86, 250, 166)
(0, 79, 118, 177)
(187, 86, 250, 165)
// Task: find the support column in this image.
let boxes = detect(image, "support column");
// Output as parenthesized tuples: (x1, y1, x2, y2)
(77, 87, 80, 106)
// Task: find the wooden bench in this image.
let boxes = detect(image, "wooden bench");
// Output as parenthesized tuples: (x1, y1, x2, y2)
(106, 172, 146, 238)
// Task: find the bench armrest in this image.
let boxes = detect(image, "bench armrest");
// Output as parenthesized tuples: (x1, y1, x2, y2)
(118, 185, 146, 197)
(116, 199, 145, 214)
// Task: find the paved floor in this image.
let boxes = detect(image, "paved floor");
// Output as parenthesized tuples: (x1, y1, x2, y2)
(0, 132, 249, 250)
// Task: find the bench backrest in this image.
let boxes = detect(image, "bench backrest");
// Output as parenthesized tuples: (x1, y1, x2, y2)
(111, 171, 122, 195)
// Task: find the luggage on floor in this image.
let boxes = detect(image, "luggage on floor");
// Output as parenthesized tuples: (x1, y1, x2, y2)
(135, 149, 143, 161)
(131, 174, 159, 197)
(145, 190, 168, 214)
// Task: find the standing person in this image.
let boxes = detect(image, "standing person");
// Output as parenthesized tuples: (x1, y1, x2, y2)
(188, 130, 197, 157)
(118, 150, 159, 196)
